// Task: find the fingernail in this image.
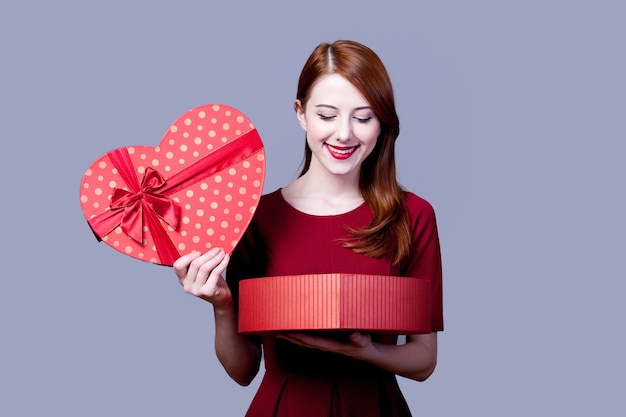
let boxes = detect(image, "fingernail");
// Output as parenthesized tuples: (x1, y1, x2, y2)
(207, 247, 219, 255)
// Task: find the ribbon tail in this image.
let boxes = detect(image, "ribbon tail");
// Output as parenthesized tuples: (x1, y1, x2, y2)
(88, 209, 125, 240)
(89, 225, 103, 242)
(144, 194, 180, 229)
(143, 205, 180, 265)
(121, 204, 144, 243)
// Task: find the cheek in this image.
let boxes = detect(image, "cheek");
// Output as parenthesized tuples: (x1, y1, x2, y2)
(356, 124, 381, 146)
(306, 121, 333, 139)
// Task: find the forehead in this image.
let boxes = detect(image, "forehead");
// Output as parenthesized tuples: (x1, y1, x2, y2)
(308, 74, 370, 107)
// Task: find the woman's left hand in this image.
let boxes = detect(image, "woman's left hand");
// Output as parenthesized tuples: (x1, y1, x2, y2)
(277, 331, 375, 361)
(278, 331, 439, 382)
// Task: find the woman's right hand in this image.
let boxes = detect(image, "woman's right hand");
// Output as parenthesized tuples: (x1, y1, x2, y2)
(173, 247, 232, 308)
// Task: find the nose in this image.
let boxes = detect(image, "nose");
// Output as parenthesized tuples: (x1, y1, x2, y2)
(335, 117, 352, 142)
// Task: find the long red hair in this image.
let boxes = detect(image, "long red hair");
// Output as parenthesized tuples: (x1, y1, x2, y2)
(296, 40, 410, 264)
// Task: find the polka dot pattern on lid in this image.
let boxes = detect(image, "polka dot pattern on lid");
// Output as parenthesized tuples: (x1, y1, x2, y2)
(79, 104, 266, 266)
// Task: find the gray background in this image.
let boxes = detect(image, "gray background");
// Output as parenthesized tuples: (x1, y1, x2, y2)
(1, 1, 624, 415)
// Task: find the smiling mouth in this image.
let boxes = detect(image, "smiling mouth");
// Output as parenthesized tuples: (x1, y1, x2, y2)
(326, 144, 358, 159)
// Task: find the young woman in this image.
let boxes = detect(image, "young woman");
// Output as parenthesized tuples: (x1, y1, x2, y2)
(174, 40, 443, 417)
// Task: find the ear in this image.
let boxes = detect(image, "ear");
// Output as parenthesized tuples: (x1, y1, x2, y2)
(294, 99, 307, 131)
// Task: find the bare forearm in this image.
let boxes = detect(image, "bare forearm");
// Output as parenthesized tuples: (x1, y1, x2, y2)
(173, 251, 261, 385)
(365, 333, 438, 381)
(213, 303, 261, 386)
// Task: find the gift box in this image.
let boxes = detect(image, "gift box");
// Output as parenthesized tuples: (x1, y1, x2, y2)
(238, 274, 431, 334)
(79, 104, 265, 266)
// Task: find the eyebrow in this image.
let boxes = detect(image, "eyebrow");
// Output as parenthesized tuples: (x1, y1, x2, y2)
(314, 104, 373, 111)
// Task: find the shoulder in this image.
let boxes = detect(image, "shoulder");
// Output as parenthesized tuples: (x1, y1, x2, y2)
(403, 191, 438, 233)
(257, 189, 282, 209)
(251, 189, 284, 223)
(404, 191, 436, 218)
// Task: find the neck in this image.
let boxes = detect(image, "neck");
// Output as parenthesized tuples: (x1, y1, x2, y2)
(299, 159, 361, 200)
(281, 161, 364, 215)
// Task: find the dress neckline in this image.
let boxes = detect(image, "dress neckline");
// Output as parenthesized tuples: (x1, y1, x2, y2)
(276, 188, 369, 218)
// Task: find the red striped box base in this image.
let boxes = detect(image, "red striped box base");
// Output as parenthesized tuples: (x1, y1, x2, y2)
(238, 274, 431, 335)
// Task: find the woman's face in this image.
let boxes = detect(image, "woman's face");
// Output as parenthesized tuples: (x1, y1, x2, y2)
(296, 73, 381, 179)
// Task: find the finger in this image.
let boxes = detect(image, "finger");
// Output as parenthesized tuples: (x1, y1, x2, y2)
(179, 249, 222, 294)
(195, 248, 225, 280)
(186, 250, 228, 298)
(280, 332, 320, 348)
(203, 253, 230, 292)
(348, 331, 367, 346)
(276, 334, 309, 348)
(173, 251, 201, 279)
(187, 247, 221, 281)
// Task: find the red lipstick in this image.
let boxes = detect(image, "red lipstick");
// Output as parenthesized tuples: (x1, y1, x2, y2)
(326, 144, 357, 160)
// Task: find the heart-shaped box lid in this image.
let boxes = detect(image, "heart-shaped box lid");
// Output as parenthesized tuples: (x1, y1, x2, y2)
(79, 104, 265, 266)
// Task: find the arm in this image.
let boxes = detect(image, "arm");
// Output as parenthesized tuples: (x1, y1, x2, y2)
(213, 296, 262, 386)
(173, 249, 261, 386)
(278, 331, 437, 382)
(364, 332, 437, 381)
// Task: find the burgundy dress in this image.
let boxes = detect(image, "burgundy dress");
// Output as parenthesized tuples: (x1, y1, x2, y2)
(227, 189, 443, 417)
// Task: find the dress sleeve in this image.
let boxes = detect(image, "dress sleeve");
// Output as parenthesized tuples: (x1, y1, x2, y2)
(226, 219, 266, 310)
(401, 193, 444, 331)
(225, 209, 268, 345)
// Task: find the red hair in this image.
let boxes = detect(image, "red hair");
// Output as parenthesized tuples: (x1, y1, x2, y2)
(296, 40, 410, 264)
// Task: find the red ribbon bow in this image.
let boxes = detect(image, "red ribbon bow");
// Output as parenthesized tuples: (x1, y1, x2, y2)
(109, 167, 180, 244)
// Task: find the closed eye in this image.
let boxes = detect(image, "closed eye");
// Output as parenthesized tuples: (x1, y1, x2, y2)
(354, 116, 373, 123)
(317, 113, 336, 121)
